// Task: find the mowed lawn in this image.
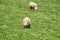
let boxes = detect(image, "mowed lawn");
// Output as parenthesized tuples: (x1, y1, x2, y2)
(0, 0, 60, 40)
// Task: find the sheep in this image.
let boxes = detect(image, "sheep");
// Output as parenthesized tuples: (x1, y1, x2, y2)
(23, 17, 31, 28)
(29, 2, 37, 11)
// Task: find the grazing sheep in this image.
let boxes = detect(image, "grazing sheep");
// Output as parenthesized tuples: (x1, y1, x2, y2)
(29, 2, 37, 11)
(23, 17, 31, 28)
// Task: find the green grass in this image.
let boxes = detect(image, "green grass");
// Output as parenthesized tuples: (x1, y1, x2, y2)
(0, 0, 60, 40)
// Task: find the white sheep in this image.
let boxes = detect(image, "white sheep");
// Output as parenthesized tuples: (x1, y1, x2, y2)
(23, 17, 31, 28)
(29, 2, 37, 11)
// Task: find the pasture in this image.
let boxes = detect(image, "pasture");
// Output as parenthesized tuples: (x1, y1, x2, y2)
(0, 0, 60, 40)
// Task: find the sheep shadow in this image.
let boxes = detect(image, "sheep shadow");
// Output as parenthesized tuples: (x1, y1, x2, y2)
(24, 24, 31, 29)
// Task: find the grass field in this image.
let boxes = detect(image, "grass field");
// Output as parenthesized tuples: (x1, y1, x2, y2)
(0, 0, 60, 40)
